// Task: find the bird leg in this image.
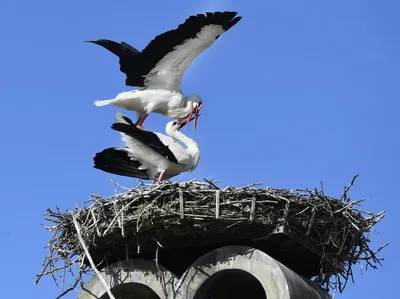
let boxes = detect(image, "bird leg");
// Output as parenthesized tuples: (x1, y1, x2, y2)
(157, 171, 165, 182)
(135, 114, 149, 130)
(152, 171, 165, 184)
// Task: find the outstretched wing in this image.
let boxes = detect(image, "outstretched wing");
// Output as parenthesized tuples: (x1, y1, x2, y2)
(88, 11, 241, 89)
(87, 39, 141, 78)
(141, 11, 242, 90)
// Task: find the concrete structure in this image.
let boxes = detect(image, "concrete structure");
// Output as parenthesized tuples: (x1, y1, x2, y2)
(78, 245, 332, 299)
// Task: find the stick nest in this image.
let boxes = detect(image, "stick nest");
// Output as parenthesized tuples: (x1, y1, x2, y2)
(36, 176, 387, 298)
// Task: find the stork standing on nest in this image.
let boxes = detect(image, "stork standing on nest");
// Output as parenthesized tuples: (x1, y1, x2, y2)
(93, 113, 200, 183)
(88, 11, 242, 130)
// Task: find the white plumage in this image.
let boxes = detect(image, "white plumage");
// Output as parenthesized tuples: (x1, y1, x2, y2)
(89, 11, 242, 130)
(93, 113, 200, 183)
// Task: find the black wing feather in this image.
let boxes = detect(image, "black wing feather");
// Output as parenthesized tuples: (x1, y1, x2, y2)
(93, 148, 150, 179)
(119, 114, 135, 126)
(88, 11, 242, 87)
(87, 39, 140, 77)
(111, 123, 179, 164)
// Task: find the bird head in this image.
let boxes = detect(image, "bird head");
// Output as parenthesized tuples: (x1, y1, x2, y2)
(180, 94, 203, 131)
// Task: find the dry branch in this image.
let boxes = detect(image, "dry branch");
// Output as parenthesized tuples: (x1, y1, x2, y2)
(36, 177, 387, 298)
(72, 214, 115, 299)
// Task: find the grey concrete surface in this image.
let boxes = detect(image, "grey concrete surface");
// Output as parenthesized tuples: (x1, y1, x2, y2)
(177, 245, 331, 299)
(77, 259, 177, 299)
(77, 246, 332, 299)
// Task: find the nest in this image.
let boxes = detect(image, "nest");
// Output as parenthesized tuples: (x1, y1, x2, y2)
(36, 176, 387, 298)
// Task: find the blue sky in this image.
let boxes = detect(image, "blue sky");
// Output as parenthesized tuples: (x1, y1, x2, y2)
(0, 0, 398, 298)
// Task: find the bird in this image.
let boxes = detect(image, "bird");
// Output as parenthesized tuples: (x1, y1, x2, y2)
(88, 11, 242, 130)
(93, 112, 200, 183)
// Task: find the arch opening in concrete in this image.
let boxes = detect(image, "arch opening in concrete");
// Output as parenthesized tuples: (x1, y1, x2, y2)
(193, 269, 267, 299)
(99, 282, 161, 299)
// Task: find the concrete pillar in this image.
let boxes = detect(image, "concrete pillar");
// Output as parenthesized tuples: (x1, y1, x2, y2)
(177, 245, 332, 299)
(77, 246, 331, 299)
(77, 259, 177, 299)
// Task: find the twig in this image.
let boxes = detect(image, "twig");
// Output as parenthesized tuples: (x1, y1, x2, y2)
(154, 244, 167, 298)
(55, 279, 79, 299)
(103, 195, 141, 236)
(249, 196, 256, 221)
(179, 190, 185, 219)
(341, 174, 359, 202)
(240, 182, 264, 189)
(306, 207, 317, 235)
(215, 190, 221, 219)
(203, 178, 220, 190)
(108, 177, 130, 191)
(72, 214, 115, 299)
(90, 208, 101, 237)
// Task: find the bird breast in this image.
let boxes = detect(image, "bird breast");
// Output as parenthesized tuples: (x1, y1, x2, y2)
(136, 89, 185, 116)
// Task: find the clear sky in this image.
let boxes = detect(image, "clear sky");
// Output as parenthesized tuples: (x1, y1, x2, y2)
(0, 0, 398, 298)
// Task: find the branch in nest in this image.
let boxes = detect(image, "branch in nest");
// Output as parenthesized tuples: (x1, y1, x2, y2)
(36, 176, 387, 297)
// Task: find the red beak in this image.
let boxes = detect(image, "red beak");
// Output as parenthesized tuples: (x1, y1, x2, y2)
(193, 106, 199, 132)
(179, 111, 201, 129)
(177, 106, 201, 131)
(185, 106, 196, 128)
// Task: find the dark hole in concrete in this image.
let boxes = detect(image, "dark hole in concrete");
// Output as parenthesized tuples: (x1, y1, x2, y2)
(193, 269, 267, 299)
(100, 282, 161, 299)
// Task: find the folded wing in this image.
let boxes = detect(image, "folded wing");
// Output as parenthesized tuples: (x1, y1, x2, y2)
(93, 147, 150, 179)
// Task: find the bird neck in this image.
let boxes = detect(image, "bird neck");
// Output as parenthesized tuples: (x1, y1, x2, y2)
(166, 95, 193, 118)
(170, 130, 200, 170)
(171, 101, 193, 118)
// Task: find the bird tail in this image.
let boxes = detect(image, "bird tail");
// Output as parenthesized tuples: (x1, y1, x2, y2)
(93, 99, 116, 107)
(93, 147, 149, 179)
(114, 112, 135, 125)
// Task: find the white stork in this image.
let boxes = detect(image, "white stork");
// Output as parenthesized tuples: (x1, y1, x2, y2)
(88, 11, 242, 130)
(93, 113, 200, 183)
